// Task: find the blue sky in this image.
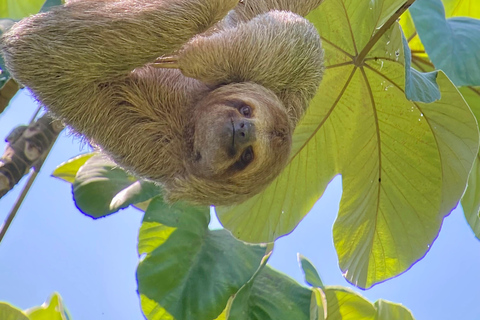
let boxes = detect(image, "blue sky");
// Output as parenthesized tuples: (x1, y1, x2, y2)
(0, 90, 479, 320)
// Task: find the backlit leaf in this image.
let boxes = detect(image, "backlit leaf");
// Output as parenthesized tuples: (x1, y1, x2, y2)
(26, 293, 70, 320)
(218, 0, 479, 289)
(0, 303, 29, 320)
(0, 0, 44, 19)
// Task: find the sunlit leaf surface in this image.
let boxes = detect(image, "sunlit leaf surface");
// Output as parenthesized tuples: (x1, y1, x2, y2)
(401, 2, 480, 240)
(0, 302, 29, 320)
(459, 86, 480, 239)
(320, 287, 414, 320)
(374, 299, 415, 320)
(442, 0, 480, 19)
(26, 293, 70, 320)
(0, 0, 45, 19)
(218, 0, 479, 288)
(52, 153, 94, 183)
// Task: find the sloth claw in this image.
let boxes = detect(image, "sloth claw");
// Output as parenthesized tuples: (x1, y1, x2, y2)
(151, 55, 180, 69)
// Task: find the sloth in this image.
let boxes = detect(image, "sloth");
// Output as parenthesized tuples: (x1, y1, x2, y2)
(1, 0, 324, 205)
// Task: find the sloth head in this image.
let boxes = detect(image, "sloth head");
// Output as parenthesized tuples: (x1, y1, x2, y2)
(169, 83, 293, 205)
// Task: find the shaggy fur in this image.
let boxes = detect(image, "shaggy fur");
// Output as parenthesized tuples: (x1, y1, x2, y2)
(0, 0, 324, 205)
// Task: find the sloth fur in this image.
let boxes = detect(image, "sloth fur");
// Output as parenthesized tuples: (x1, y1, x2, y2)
(1, 0, 324, 205)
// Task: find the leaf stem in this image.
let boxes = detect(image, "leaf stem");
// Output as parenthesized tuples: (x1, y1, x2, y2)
(355, 0, 416, 66)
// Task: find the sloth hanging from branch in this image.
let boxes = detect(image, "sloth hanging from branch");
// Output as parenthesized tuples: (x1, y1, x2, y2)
(0, 0, 325, 205)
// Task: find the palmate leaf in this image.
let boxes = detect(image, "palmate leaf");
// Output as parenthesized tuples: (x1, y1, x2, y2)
(400, 2, 480, 239)
(218, 0, 479, 289)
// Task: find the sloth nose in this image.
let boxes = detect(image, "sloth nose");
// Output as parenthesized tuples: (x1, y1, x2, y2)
(233, 119, 255, 147)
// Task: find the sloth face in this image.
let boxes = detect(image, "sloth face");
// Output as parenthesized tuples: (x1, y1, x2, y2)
(188, 83, 292, 194)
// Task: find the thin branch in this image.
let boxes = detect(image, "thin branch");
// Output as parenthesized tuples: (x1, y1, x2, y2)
(0, 172, 37, 242)
(0, 114, 64, 243)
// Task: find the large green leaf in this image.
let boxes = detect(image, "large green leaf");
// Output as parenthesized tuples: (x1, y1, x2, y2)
(52, 153, 95, 183)
(72, 154, 152, 218)
(0, 303, 29, 320)
(26, 293, 70, 320)
(227, 266, 312, 320)
(400, 4, 480, 240)
(410, 0, 480, 86)
(137, 197, 266, 320)
(298, 255, 415, 320)
(54, 153, 161, 217)
(218, 0, 479, 289)
(319, 287, 414, 320)
(374, 299, 415, 320)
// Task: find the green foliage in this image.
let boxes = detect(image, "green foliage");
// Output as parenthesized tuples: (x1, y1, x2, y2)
(401, 1, 480, 240)
(298, 254, 324, 288)
(410, 0, 480, 86)
(137, 197, 267, 320)
(227, 266, 312, 320)
(402, 33, 440, 102)
(26, 293, 70, 320)
(54, 153, 162, 218)
(459, 87, 480, 239)
(8, 0, 480, 318)
(0, 302, 29, 320)
(0, 293, 70, 320)
(39, 0, 63, 12)
(0, 0, 63, 19)
(218, 0, 479, 289)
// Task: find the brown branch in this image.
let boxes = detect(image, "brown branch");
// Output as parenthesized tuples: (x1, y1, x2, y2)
(0, 114, 64, 198)
(0, 114, 64, 242)
(355, 0, 416, 65)
(0, 79, 20, 114)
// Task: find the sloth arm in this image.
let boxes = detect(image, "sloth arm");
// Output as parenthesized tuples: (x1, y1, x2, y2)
(178, 11, 324, 126)
(0, 0, 237, 180)
(0, 0, 238, 126)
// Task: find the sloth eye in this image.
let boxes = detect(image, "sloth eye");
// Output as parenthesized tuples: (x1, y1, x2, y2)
(239, 105, 252, 118)
(241, 146, 254, 164)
